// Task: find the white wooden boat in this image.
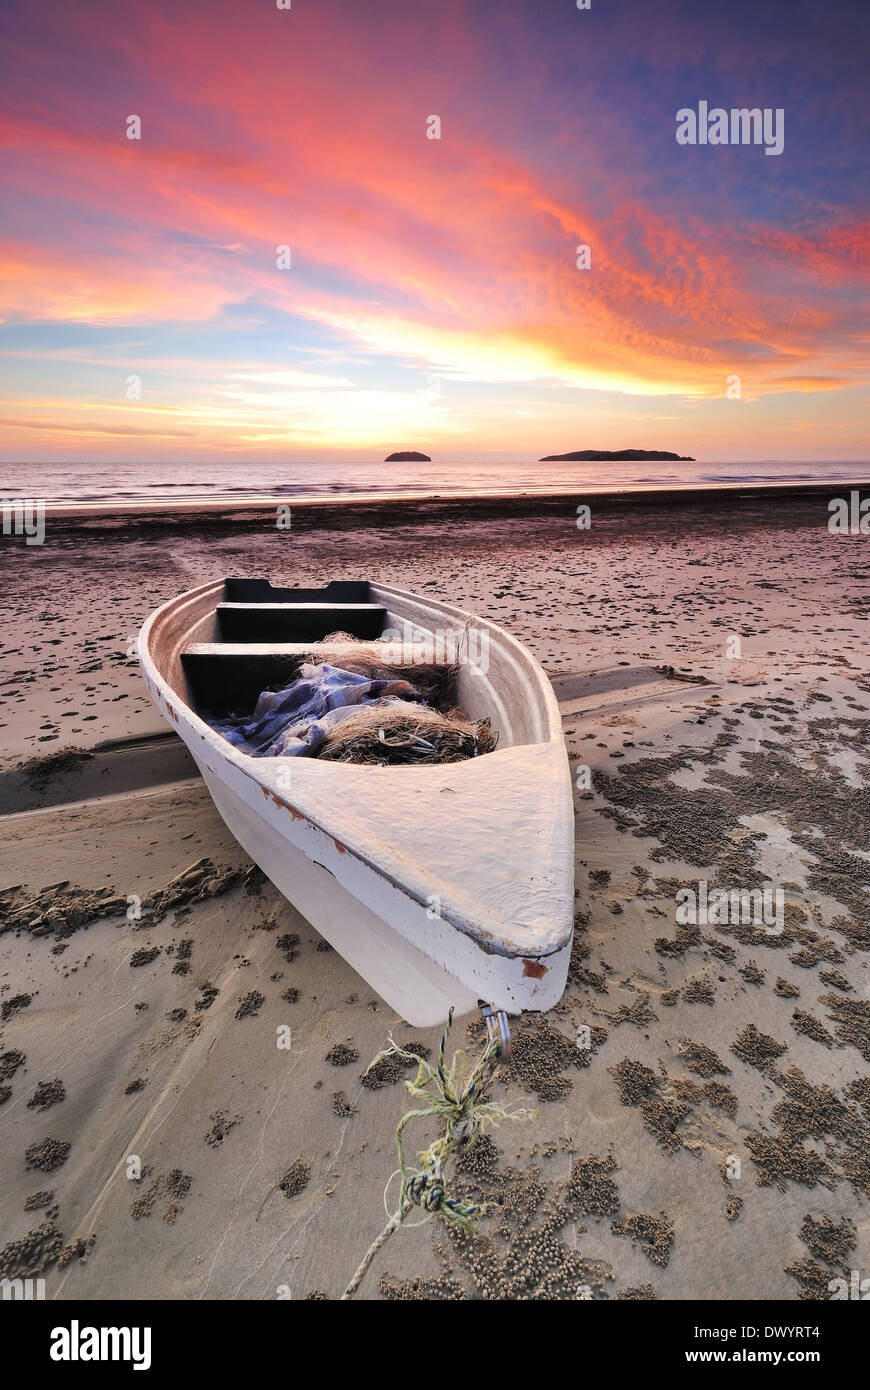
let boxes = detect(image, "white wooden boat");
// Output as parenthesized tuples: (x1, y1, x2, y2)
(138, 578, 574, 1025)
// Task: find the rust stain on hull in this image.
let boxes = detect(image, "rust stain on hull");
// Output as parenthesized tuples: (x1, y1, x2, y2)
(260, 786, 303, 819)
(522, 958, 548, 978)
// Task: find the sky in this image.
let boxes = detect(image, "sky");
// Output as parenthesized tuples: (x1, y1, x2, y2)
(1, 0, 868, 464)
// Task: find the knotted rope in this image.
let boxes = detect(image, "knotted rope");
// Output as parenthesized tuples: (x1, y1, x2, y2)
(341, 1006, 533, 1300)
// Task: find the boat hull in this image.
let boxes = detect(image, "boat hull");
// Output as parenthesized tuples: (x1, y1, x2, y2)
(193, 753, 571, 1025)
(200, 760, 479, 1022)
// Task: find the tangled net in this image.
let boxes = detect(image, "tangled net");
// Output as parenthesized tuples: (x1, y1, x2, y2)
(341, 1008, 534, 1299)
(318, 704, 497, 765)
(314, 637, 459, 708)
(308, 639, 497, 766)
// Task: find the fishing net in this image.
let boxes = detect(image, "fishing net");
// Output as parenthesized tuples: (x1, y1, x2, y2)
(317, 703, 497, 766)
(311, 639, 459, 710)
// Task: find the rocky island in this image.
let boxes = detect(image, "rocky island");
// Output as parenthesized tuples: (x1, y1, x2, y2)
(384, 450, 431, 462)
(539, 448, 694, 461)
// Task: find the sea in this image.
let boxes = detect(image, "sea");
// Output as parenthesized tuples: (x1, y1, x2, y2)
(3, 457, 870, 507)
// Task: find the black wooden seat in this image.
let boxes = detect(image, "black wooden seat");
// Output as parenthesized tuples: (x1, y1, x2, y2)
(216, 602, 387, 643)
(181, 648, 304, 716)
(224, 578, 371, 604)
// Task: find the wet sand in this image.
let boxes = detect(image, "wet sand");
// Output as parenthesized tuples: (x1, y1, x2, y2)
(1, 496, 869, 1299)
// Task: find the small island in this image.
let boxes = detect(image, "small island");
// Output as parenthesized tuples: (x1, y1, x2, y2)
(384, 450, 431, 462)
(539, 448, 694, 462)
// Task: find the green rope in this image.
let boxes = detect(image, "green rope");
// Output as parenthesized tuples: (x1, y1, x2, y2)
(341, 1007, 534, 1299)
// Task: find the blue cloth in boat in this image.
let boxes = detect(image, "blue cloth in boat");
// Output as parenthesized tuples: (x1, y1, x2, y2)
(215, 662, 423, 757)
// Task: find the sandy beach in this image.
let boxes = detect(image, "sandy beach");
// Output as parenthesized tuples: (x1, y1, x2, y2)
(2, 493, 869, 1301)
